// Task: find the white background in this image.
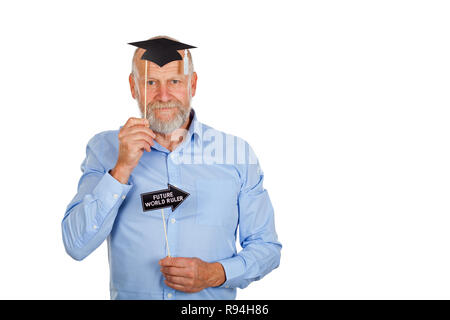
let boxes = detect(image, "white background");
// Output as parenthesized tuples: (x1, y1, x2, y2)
(0, 0, 449, 299)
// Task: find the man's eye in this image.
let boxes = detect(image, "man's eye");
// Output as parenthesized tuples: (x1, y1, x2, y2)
(171, 80, 180, 84)
(147, 80, 156, 85)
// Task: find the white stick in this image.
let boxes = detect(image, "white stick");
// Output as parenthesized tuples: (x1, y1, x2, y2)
(144, 60, 148, 120)
(161, 208, 171, 257)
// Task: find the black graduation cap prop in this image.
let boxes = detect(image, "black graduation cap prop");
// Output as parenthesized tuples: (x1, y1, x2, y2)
(128, 38, 196, 68)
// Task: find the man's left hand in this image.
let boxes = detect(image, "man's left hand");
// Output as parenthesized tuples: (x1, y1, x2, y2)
(159, 257, 226, 293)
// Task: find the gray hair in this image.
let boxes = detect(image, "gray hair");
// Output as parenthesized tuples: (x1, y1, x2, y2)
(131, 35, 195, 77)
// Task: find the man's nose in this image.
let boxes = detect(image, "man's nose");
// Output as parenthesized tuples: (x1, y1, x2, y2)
(156, 84, 171, 102)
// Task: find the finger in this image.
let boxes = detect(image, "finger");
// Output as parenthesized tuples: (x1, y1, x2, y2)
(124, 140, 150, 153)
(164, 280, 187, 292)
(125, 126, 156, 139)
(160, 266, 192, 278)
(123, 117, 149, 128)
(164, 280, 197, 293)
(123, 139, 152, 150)
(126, 133, 155, 146)
(135, 140, 152, 152)
(122, 126, 156, 140)
(159, 257, 192, 268)
(164, 275, 194, 287)
(148, 128, 156, 139)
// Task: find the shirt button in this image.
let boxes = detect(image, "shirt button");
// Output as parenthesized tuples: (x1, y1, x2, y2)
(171, 218, 176, 224)
(167, 293, 173, 298)
(121, 195, 126, 200)
(113, 194, 119, 199)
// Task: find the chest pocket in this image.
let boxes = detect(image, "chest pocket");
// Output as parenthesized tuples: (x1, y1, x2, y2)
(195, 179, 238, 229)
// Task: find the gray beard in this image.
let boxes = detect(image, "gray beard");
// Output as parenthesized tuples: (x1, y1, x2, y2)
(143, 101, 191, 134)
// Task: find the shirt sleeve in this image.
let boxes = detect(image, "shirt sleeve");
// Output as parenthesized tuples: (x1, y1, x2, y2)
(217, 143, 282, 289)
(61, 135, 132, 261)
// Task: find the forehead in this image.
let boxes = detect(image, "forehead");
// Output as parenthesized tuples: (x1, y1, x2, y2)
(134, 48, 184, 78)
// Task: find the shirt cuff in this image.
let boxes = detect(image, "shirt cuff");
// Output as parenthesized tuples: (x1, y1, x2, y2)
(216, 255, 246, 289)
(92, 171, 133, 215)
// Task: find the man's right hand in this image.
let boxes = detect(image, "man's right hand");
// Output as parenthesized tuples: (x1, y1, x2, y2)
(110, 117, 156, 184)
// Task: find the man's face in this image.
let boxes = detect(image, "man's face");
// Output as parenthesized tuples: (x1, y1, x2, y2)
(130, 49, 197, 134)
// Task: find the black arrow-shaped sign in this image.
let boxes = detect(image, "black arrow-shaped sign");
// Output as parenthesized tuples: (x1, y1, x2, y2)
(140, 184, 190, 212)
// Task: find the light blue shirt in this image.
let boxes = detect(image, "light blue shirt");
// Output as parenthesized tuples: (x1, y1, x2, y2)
(62, 109, 281, 300)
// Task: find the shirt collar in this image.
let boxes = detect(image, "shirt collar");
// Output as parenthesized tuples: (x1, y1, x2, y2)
(188, 108, 202, 145)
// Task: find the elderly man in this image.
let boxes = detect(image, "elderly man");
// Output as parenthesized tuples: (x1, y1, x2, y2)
(62, 36, 281, 300)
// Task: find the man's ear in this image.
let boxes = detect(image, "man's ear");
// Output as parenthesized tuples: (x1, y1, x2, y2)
(129, 73, 136, 99)
(190, 72, 198, 98)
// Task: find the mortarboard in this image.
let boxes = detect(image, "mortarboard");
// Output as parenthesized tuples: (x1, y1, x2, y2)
(128, 38, 196, 68)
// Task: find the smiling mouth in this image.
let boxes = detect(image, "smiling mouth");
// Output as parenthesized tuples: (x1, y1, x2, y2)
(152, 105, 176, 109)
